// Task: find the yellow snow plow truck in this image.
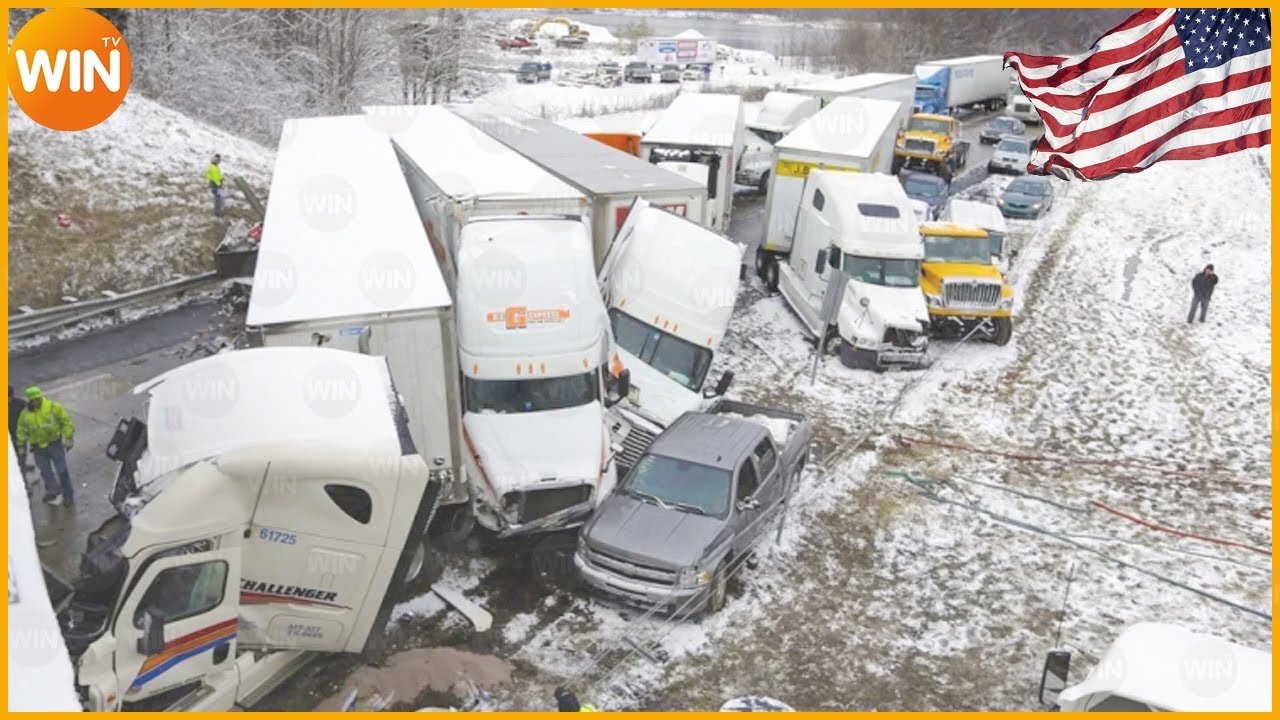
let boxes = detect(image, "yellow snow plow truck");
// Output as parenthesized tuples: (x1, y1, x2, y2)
(892, 113, 970, 182)
(919, 222, 1013, 345)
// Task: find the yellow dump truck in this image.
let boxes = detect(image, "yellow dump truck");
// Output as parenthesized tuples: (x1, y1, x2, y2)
(892, 113, 970, 182)
(919, 222, 1013, 345)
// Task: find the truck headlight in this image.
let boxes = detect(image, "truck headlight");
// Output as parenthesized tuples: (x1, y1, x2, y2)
(999, 297, 1014, 310)
(677, 565, 711, 588)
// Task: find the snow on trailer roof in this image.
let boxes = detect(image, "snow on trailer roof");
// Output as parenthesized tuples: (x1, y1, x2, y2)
(246, 115, 450, 327)
(133, 348, 408, 485)
(451, 105, 704, 197)
(363, 104, 583, 204)
(1059, 622, 1272, 712)
(642, 92, 742, 149)
(776, 96, 902, 159)
(558, 110, 662, 136)
(789, 72, 913, 95)
(946, 199, 1007, 234)
(922, 54, 1004, 67)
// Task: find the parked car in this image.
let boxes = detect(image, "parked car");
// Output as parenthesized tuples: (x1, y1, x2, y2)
(979, 115, 1025, 144)
(595, 61, 622, 87)
(624, 61, 652, 83)
(987, 135, 1033, 174)
(680, 67, 704, 82)
(899, 170, 950, 222)
(575, 400, 813, 616)
(659, 64, 681, 83)
(555, 34, 588, 48)
(998, 176, 1055, 219)
(517, 61, 552, 83)
(496, 36, 535, 51)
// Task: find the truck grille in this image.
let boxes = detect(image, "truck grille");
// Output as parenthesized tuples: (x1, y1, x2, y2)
(883, 327, 924, 348)
(904, 138, 936, 154)
(585, 546, 677, 586)
(943, 280, 1002, 309)
(618, 423, 658, 473)
(506, 485, 592, 523)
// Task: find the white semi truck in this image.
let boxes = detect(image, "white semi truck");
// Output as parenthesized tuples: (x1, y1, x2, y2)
(641, 92, 745, 234)
(912, 55, 1008, 115)
(453, 105, 707, 269)
(735, 92, 821, 194)
(596, 198, 743, 472)
(61, 348, 447, 711)
(758, 96, 902, 278)
(378, 105, 623, 537)
(245, 115, 470, 541)
(772, 170, 930, 369)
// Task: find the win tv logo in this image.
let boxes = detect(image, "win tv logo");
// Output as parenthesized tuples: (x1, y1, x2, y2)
(7, 8, 132, 131)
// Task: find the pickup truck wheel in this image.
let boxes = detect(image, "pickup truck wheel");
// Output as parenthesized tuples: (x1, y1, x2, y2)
(991, 317, 1013, 346)
(761, 255, 780, 292)
(706, 562, 729, 615)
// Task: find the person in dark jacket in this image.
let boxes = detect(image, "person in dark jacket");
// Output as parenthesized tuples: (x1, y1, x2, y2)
(1187, 264, 1218, 324)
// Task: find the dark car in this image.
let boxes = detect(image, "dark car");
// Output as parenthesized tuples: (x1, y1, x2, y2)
(899, 170, 950, 222)
(624, 61, 652, 83)
(516, 61, 551, 83)
(979, 115, 1026, 144)
(997, 176, 1054, 219)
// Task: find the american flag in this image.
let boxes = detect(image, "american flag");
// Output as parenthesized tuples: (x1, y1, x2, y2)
(1006, 8, 1271, 179)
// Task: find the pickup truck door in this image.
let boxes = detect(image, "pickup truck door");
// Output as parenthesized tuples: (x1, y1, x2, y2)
(732, 459, 765, 554)
(113, 543, 243, 705)
(740, 437, 784, 548)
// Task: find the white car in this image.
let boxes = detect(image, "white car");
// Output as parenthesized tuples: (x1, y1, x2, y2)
(987, 135, 1033, 174)
(681, 67, 705, 82)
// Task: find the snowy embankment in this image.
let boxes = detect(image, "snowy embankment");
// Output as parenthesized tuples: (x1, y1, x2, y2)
(7, 95, 274, 309)
(475, 153, 1271, 711)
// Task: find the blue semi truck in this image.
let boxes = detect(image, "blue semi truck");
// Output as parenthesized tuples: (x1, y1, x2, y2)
(913, 55, 1008, 115)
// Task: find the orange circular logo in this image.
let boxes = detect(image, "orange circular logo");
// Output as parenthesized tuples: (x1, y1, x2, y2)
(8, 8, 131, 131)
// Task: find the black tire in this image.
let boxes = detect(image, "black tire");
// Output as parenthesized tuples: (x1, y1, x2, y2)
(991, 317, 1013, 346)
(757, 170, 770, 195)
(397, 534, 445, 599)
(705, 561, 729, 615)
(819, 328, 841, 356)
(429, 503, 475, 551)
(762, 255, 780, 292)
(891, 156, 904, 175)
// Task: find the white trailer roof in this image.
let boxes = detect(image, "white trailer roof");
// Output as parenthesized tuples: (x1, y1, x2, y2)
(246, 115, 450, 327)
(558, 110, 661, 136)
(926, 54, 1004, 67)
(776, 96, 902, 159)
(749, 92, 820, 133)
(789, 72, 913, 96)
(134, 348, 407, 485)
(643, 92, 742, 149)
(452, 105, 703, 197)
(364, 104, 584, 203)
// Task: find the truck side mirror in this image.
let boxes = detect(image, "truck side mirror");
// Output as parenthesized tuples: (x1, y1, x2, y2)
(605, 369, 631, 408)
(827, 247, 841, 271)
(704, 370, 734, 398)
(814, 249, 827, 273)
(1038, 650, 1072, 708)
(137, 609, 166, 656)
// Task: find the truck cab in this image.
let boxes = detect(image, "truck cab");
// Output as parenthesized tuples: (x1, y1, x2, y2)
(919, 221, 1014, 345)
(776, 170, 930, 369)
(597, 198, 742, 472)
(68, 348, 442, 711)
(736, 92, 821, 193)
(454, 216, 618, 536)
(893, 113, 969, 181)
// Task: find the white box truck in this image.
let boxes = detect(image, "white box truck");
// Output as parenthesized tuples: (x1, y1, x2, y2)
(913, 55, 1008, 114)
(453, 105, 707, 269)
(641, 92, 745, 234)
(736, 91, 822, 194)
(758, 96, 902, 274)
(245, 115, 469, 536)
(596, 198, 743, 472)
(787, 71, 916, 126)
(372, 105, 623, 537)
(64, 348, 450, 710)
(773, 170, 930, 369)
(637, 37, 717, 66)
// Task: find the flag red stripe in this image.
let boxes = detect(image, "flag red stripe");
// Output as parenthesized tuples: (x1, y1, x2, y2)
(1017, 18, 1174, 90)
(1033, 100, 1271, 179)
(1041, 67, 1271, 155)
(1024, 33, 1183, 112)
(1037, 128, 1271, 180)
(1004, 8, 1167, 72)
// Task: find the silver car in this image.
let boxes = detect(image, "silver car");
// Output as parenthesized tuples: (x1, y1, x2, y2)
(988, 135, 1033, 174)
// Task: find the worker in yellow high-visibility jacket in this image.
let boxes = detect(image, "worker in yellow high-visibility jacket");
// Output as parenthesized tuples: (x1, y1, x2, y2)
(555, 687, 598, 712)
(15, 386, 76, 506)
(206, 153, 225, 217)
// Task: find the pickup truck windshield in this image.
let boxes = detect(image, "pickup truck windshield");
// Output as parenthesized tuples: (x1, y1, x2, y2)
(519, 63, 539, 72)
(844, 256, 921, 288)
(625, 454, 731, 517)
(923, 234, 992, 264)
(908, 117, 949, 134)
(610, 309, 712, 392)
(903, 177, 944, 199)
(465, 372, 599, 414)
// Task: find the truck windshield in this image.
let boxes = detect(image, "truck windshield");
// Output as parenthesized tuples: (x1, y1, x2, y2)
(611, 309, 712, 392)
(922, 234, 992, 264)
(907, 117, 949, 134)
(624, 454, 731, 517)
(748, 127, 784, 145)
(465, 371, 599, 414)
(519, 63, 538, 72)
(844, 256, 921, 288)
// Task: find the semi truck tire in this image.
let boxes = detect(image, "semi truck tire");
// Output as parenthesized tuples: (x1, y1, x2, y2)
(991, 317, 1013, 346)
(398, 534, 446, 599)
(757, 170, 770, 195)
(891, 156, 904, 175)
(762, 255, 780, 291)
(429, 503, 475, 551)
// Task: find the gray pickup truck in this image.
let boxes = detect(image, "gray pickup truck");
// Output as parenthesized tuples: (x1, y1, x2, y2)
(575, 399, 813, 616)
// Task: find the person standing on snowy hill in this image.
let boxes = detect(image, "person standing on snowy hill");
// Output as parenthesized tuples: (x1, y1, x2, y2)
(1187, 264, 1218, 324)
(206, 153, 225, 217)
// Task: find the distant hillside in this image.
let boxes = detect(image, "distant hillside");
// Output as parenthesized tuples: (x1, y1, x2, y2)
(7, 95, 275, 309)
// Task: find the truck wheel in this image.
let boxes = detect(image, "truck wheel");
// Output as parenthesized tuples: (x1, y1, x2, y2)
(398, 535, 445, 599)
(991, 317, 1013, 346)
(762, 255, 780, 292)
(429, 504, 475, 551)
(705, 561, 729, 616)
(891, 156, 904, 175)
(757, 170, 770, 195)
(820, 329, 841, 356)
